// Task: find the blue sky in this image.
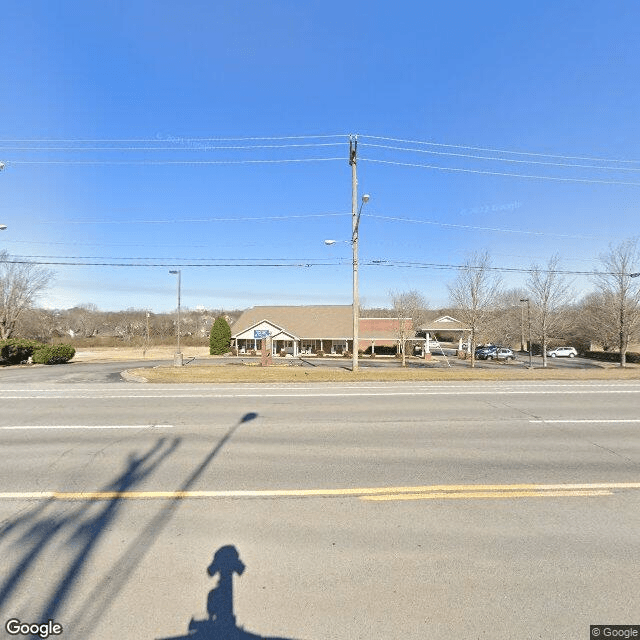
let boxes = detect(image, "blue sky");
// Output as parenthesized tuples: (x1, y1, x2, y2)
(2, 1, 640, 312)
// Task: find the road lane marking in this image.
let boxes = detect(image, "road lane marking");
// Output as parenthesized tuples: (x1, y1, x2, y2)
(361, 490, 613, 501)
(0, 482, 638, 501)
(530, 419, 640, 424)
(3, 390, 640, 401)
(0, 425, 175, 430)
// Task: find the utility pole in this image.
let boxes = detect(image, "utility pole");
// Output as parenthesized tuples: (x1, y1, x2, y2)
(169, 270, 182, 366)
(350, 134, 359, 373)
(521, 298, 532, 368)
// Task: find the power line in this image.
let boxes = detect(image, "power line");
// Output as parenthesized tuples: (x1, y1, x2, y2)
(361, 134, 640, 164)
(2, 256, 619, 276)
(367, 259, 615, 276)
(361, 142, 640, 173)
(365, 214, 600, 240)
(28, 212, 348, 225)
(0, 143, 345, 151)
(7, 157, 346, 166)
(11, 255, 340, 262)
(0, 134, 349, 143)
(361, 157, 640, 187)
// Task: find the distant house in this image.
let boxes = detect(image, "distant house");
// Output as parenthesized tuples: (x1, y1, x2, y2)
(231, 305, 413, 356)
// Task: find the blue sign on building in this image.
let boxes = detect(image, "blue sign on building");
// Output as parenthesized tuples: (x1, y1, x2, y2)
(254, 330, 270, 339)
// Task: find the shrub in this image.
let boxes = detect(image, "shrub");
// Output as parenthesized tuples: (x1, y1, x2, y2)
(585, 350, 640, 364)
(0, 339, 44, 365)
(209, 316, 232, 355)
(314, 350, 324, 357)
(32, 344, 76, 365)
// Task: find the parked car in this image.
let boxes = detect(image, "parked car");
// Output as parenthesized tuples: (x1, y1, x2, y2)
(547, 346, 577, 358)
(477, 346, 517, 361)
(474, 344, 493, 357)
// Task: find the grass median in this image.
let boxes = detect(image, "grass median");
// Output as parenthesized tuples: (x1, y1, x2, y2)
(125, 362, 640, 383)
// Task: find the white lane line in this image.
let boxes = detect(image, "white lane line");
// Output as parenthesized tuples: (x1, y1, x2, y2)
(4, 389, 640, 400)
(530, 419, 640, 424)
(0, 425, 175, 430)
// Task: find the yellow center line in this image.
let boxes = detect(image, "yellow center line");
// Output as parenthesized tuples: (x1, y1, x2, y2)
(0, 482, 638, 501)
(361, 489, 613, 501)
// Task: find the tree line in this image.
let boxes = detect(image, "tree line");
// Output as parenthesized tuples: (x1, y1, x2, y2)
(2, 238, 640, 367)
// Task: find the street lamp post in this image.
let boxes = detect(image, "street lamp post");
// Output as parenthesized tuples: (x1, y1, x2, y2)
(520, 298, 532, 368)
(169, 270, 182, 366)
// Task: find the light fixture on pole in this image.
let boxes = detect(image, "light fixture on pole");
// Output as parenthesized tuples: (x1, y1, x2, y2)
(520, 298, 532, 368)
(169, 270, 182, 366)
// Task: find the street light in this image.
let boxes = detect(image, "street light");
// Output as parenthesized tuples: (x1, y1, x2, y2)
(169, 270, 182, 366)
(520, 298, 532, 368)
(325, 193, 370, 372)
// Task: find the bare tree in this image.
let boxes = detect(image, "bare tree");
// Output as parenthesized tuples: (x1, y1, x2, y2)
(390, 290, 428, 366)
(0, 251, 54, 340)
(577, 291, 619, 351)
(526, 255, 573, 367)
(485, 287, 528, 349)
(67, 303, 102, 338)
(594, 238, 640, 367)
(448, 251, 502, 367)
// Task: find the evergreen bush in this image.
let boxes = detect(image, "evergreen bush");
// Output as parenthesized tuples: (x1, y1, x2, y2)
(209, 316, 232, 355)
(32, 344, 76, 365)
(0, 339, 44, 365)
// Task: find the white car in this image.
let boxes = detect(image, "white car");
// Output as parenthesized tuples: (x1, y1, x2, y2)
(547, 346, 577, 358)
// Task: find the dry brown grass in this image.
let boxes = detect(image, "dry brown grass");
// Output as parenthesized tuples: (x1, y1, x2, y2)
(73, 346, 211, 362)
(126, 362, 640, 384)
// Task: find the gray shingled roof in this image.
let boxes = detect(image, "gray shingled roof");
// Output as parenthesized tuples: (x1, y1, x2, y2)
(231, 305, 412, 342)
(231, 305, 353, 340)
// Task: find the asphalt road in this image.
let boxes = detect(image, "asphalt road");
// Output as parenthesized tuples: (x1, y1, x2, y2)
(1, 375, 639, 639)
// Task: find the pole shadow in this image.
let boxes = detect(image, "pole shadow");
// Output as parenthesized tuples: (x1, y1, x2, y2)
(0, 412, 260, 639)
(158, 545, 302, 640)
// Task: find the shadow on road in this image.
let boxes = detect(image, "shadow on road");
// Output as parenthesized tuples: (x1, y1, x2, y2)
(0, 412, 261, 639)
(158, 545, 302, 640)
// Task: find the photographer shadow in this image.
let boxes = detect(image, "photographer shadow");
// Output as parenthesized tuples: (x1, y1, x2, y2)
(159, 545, 300, 640)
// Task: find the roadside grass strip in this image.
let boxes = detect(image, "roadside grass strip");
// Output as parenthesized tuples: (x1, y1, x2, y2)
(0, 483, 637, 502)
(126, 365, 640, 384)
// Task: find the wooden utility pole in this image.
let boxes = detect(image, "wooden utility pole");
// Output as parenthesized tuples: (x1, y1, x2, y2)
(350, 134, 359, 373)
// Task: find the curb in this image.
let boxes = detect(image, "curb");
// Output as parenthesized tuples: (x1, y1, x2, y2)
(121, 368, 148, 383)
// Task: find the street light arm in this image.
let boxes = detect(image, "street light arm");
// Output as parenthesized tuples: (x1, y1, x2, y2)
(352, 194, 370, 241)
